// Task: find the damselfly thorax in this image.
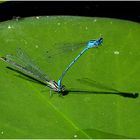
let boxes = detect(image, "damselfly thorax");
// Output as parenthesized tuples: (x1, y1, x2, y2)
(48, 80, 65, 92)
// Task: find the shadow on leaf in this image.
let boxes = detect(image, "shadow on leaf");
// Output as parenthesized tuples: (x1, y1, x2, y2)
(6, 67, 139, 99)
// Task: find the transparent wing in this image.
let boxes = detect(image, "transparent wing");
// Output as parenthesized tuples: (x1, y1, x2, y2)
(46, 42, 87, 59)
(4, 48, 50, 83)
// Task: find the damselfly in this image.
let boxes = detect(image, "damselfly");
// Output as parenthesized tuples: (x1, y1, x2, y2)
(0, 38, 102, 95)
(57, 37, 103, 90)
(0, 48, 65, 95)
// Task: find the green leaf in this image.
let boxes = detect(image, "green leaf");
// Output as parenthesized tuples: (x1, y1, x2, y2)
(0, 16, 140, 138)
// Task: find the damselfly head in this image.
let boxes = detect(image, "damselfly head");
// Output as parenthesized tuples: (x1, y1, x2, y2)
(96, 37, 103, 45)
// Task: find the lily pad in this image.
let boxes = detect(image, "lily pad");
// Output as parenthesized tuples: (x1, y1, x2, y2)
(0, 16, 140, 138)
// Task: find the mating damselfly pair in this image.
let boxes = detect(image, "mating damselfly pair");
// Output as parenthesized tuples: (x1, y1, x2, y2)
(1, 37, 138, 97)
(0, 38, 103, 95)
